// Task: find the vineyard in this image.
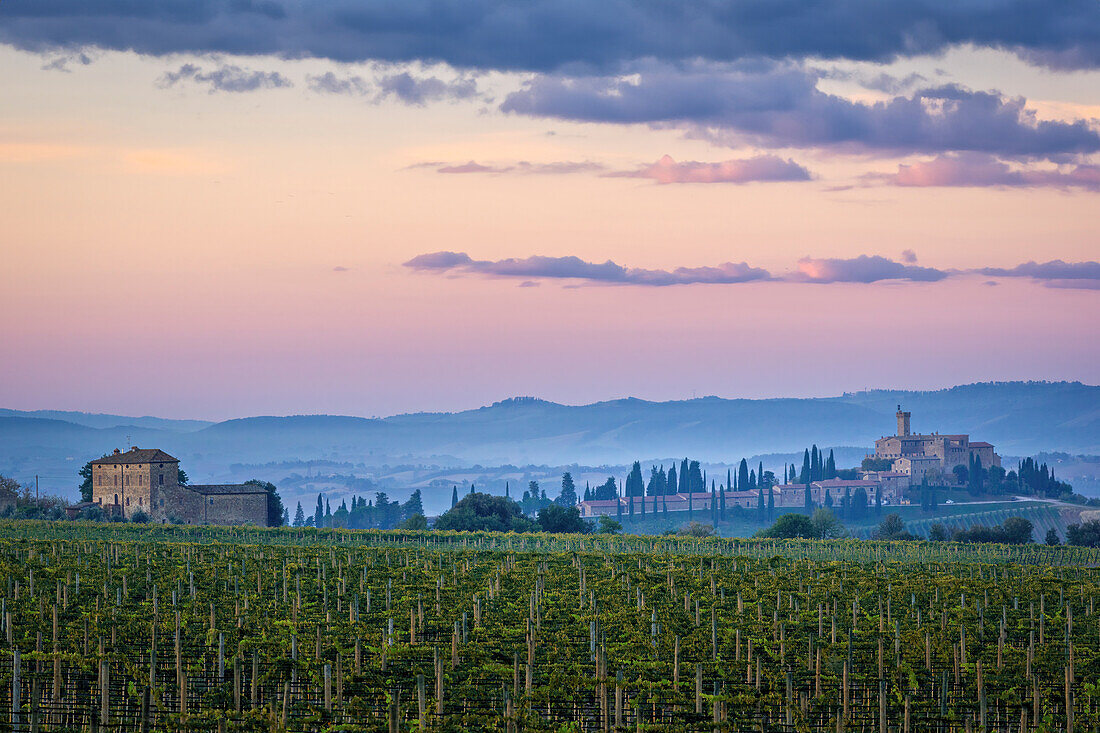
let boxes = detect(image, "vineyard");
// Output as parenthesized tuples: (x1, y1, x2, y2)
(1, 521, 1099, 731)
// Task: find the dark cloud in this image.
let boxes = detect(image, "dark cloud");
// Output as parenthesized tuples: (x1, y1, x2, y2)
(405, 251, 1100, 288)
(901, 249, 918, 263)
(977, 260, 1100, 280)
(403, 251, 771, 286)
(3, 0, 1099, 71)
(375, 72, 479, 105)
(158, 63, 292, 92)
(40, 50, 92, 72)
(876, 153, 1100, 190)
(789, 255, 949, 283)
(306, 70, 479, 104)
(307, 72, 370, 95)
(501, 64, 1100, 160)
(607, 154, 811, 184)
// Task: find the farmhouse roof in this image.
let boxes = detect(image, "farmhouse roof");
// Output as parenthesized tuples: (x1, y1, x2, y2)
(90, 448, 179, 465)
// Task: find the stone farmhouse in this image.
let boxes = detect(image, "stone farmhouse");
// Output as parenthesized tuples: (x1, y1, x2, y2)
(86, 447, 272, 526)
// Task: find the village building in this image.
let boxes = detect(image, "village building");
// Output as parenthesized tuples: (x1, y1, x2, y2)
(872, 406, 1000, 484)
(88, 447, 272, 526)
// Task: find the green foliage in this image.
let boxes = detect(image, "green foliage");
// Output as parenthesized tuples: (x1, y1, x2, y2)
(1067, 519, 1100, 547)
(434, 492, 537, 533)
(243, 479, 284, 527)
(677, 521, 715, 537)
(78, 460, 97, 502)
(872, 513, 915, 541)
(596, 515, 622, 534)
(556, 472, 578, 507)
(810, 508, 845, 540)
(861, 457, 893, 472)
(927, 522, 949, 541)
(537, 504, 589, 534)
(398, 513, 428, 530)
(1045, 527, 1061, 546)
(954, 516, 1034, 544)
(756, 513, 814, 539)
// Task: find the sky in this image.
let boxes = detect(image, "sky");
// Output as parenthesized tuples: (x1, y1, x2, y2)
(1, 1, 1098, 420)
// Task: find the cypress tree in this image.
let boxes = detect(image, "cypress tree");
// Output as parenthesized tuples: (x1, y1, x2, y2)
(826, 449, 837, 479)
(800, 450, 811, 483)
(667, 465, 678, 495)
(749, 469, 756, 489)
(757, 486, 765, 521)
(505, 481, 510, 498)
(804, 483, 813, 510)
(767, 487, 774, 519)
(758, 462, 764, 488)
(811, 445, 820, 481)
(451, 486, 458, 508)
(719, 477, 726, 521)
(824, 489, 833, 508)
(314, 494, 324, 528)
(738, 459, 749, 492)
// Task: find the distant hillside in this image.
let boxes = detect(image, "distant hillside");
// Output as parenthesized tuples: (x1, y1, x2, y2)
(0, 409, 211, 432)
(1, 381, 1096, 499)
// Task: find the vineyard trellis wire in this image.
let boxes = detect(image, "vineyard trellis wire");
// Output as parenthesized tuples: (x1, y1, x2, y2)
(0, 520, 1097, 731)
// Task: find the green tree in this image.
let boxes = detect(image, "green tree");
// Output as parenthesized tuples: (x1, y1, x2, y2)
(398, 513, 428, 530)
(597, 515, 622, 534)
(403, 489, 424, 519)
(537, 504, 589, 534)
(78, 459, 101, 502)
(177, 468, 189, 486)
(557, 472, 578, 507)
(678, 521, 715, 538)
(757, 513, 814, 539)
(767, 488, 774, 519)
(451, 486, 458, 508)
(434, 492, 537, 533)
(1000, 516, 1034, 544)
(850, 487, 868, 519)
(872, 513, 914, 540)
(314, 494, 324, 528)
(927, 523, 949, 541)
(1045, 527, 1060, 546)
(1066, 520, 1100, 547)
(804, 483, 813, 511)
(810, 508, 845, 539)
(292, 502, 305, 527)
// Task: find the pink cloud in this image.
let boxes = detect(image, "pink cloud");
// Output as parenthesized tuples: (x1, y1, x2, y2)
(887, 153, 1100, 190)
(610, 154, 811, 184)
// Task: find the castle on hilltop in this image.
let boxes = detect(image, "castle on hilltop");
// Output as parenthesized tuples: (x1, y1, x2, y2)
(85, 447, 272, 525)
(871, 406, 1000, 484)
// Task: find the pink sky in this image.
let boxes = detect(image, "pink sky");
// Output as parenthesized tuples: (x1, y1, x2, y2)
(0, 45, 1098, 419)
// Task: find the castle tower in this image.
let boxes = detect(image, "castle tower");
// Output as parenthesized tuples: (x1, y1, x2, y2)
(896, 405, 911, 437)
